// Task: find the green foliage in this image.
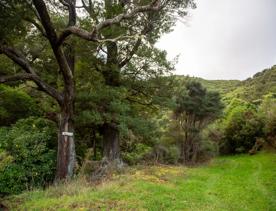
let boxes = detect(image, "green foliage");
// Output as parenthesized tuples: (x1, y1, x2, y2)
(198, 139, 219, 159)
(162, 145, 181, 164)
(0, 150, 13, 171)
(172, 81, 224, 163)
(225, 65, 276, 102)
(259, 93, 276, 148)
(175, 81, 224, 121)
(0, 84, 39, 126)
(177, 65, 276, 104)
(122, 143, 151, 165)
(222, 99, 264, 153)
(0, 117, 56, 194)
(0, 0, 31, 40)
(176, 76, 241, 96)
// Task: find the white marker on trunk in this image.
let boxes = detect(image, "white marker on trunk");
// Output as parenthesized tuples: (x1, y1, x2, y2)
(62, 132, 74, 137)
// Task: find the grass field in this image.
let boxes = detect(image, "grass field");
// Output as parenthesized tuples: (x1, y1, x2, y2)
(4, 152, 276, 211)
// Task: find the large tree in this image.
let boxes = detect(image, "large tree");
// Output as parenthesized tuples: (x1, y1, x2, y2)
(0, 0, 195, 179)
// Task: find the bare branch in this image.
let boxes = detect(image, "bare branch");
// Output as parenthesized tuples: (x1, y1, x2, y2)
(57, 0, 163, 45)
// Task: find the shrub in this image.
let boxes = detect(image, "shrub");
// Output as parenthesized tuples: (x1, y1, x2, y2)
(0, 117, 56, 195)
(0, 84, 39, 126)
(223, 106, 263, 154)
(203, 123, 224, 155)
(122, 143, 151, 165)
(198, 139, 219, 161)
(259, 94, 276, 148)
(163, 145, 181, 164)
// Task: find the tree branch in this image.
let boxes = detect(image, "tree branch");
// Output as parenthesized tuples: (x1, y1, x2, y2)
(57, 0, 163, 45)
(0, 73, 34, 83)
(23, 17, 47, 37)
(32, 0, 58, 45)
(0, 44, 63, 104)
(65, 0, 76, 27)
(119, 38, 142, 68)
(0, 45, 36, 75)
(32, 0, 74, 86)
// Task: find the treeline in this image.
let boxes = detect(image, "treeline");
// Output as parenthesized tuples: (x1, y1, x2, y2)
(176, 73, 276, 156)
(2, 71, 275, 195)
(224, 65, 276, 101)
(0, 76, 222, 194)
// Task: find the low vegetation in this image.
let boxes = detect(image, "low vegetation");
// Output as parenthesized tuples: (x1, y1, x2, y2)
(4, 153, 276, 210)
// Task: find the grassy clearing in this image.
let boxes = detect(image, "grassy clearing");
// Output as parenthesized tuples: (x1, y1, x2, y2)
(4, 152, 276, 211)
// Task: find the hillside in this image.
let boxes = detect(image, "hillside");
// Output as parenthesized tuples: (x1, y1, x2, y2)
(177, 65, 276, 101)
(225, 65, 276, 101)
(175, 75, 241, 95)
(4, 153, 276, 211)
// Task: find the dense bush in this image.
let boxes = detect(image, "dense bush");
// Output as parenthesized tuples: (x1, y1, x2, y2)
(0, 85, 39, 126)
(122, 143, 151, 165)
(198, 139, 219, 160)
(0, 117, 56, 195)
(259, 94, 276, 148)
(223, 103, 264, 154)
(162, 145, 181, 164)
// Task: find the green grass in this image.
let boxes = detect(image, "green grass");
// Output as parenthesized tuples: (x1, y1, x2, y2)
(5, 152, 276, 211)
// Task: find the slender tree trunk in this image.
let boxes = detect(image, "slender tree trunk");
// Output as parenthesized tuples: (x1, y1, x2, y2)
(102, 123, 120, 161)
(191, 142, 198, 164)
(180, 140, 185, 163)
(92, 130, 97, 160)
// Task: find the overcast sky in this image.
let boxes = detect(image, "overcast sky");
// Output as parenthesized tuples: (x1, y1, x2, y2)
(156, 0, 276, 80)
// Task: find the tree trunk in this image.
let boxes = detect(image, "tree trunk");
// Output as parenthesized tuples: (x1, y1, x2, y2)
(56, 103, 76, 180)
(191, 142, 198, 164)
(180, 130, 188, 164)
(102, 123, 120, 161)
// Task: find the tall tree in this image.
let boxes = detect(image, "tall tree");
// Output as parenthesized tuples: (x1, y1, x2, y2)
(80, 0, 195, 161)
(0, 0, 195, 179)
(173, 81, 223, 163)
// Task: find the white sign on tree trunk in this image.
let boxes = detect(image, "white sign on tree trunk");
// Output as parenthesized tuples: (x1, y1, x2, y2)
(62, 132, 74, 137)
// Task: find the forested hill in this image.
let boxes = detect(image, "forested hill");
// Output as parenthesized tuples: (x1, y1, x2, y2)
(176, 65, 276, 101)
(225, 65, 276, 101)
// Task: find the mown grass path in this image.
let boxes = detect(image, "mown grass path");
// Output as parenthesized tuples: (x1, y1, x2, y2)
(6, 153, 276, 210)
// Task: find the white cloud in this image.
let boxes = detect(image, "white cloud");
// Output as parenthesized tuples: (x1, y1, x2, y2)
(156, 0, 276, 80)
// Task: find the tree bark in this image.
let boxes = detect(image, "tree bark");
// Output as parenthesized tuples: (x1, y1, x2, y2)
(56, 102, 76, 180)
(102, 123, 120, 161)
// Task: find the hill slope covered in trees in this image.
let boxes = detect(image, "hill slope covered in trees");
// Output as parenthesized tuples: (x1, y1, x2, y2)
(225, 65, 276, 101)
(177, 65, 276, 101)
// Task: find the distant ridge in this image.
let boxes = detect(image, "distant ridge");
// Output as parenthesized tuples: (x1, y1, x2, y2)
(176, 65, 276, 102)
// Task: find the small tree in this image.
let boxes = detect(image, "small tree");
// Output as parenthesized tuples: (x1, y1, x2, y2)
(173, 81, 223, 164)
(0, 117, 56, 194)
